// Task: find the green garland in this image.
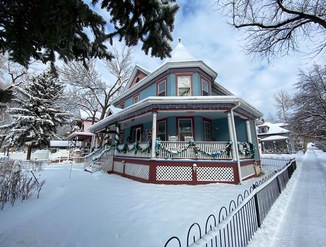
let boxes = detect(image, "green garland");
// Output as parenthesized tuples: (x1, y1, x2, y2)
(115, 141, 151, 154)
(114, 140, 255, 159)
(157, 140, 255, 159)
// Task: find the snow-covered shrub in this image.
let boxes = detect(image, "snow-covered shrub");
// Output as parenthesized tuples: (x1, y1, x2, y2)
(0, 160, 45, 210)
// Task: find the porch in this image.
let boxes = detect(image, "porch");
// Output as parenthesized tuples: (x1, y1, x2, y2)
(87, 96, 262, 185)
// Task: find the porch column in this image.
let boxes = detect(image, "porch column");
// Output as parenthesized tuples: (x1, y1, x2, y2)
(90, 134, 96, 150)
(151, 112, 157, 158)
(114, 124, 120, 156)
(227, 112, 236, 159)
(228, 103, 242, 184)
(246, 120, 252, 143)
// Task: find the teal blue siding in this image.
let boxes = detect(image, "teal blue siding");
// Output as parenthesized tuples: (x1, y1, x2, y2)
(167, 117, 177, 136)
(125, 98, 132, 108)
(140, 85, 156, 100)
(123, 127, 131, 143)
(192, 73, 200, 96)
(168, 74, 176, 96)
(213, 119, 230, 141)
(235, 117, 247, 142)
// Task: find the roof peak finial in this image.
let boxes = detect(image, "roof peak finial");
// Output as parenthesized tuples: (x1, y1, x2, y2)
(178, 37, 181, 43)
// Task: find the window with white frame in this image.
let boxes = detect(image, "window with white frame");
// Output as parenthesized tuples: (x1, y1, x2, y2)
(202, 79, 209, 96)
(177, 76, 191, 96)
(133, 94, 140, 104)
(158, 80, 166, 96)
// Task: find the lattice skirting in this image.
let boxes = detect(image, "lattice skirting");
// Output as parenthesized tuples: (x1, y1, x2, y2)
(113, 162, 124, 173)
(196, 167, 234, 182)
(125, 163, 149, 180)
(156, 166, 193, 181)
(241, 164, 255, 179)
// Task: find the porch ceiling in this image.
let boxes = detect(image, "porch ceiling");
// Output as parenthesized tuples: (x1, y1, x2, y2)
(119, 110, 227, 127)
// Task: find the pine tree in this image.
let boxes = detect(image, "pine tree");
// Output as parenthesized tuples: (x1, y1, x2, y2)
(0, 65, 70, 160)
(0, 0, 179, 67)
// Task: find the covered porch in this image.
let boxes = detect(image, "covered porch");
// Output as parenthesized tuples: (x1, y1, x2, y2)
(88, 96, 262, 184)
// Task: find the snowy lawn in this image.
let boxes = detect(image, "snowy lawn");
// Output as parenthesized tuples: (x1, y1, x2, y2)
(0, 155, 295, 247)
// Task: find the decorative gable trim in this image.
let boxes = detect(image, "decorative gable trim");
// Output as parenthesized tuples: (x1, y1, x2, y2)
(124, 65, 151, 90)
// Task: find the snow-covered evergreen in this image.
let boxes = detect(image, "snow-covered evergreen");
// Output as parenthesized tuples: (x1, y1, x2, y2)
(0, 65, 70, 159)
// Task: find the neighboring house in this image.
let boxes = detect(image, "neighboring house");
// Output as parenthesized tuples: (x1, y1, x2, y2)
(87, 40, 263, 185)
(257, 122, 295, 154)
(66, 110, 96, 158)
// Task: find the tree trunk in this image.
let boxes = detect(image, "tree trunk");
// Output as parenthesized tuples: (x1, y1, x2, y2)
(26, 145, 32, 160)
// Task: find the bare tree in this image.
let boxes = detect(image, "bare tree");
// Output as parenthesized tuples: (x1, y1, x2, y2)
(289, 64, 326, 142)
(273, 90, 292, 122)
(102, 46, 133, 95)
(60, 46, 133, 123)
(215, 0, 326, 61)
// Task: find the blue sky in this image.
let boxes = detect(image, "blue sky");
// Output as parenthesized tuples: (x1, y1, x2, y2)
(96, 0, 325, 119)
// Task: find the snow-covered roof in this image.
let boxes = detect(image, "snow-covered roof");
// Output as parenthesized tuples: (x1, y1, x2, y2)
(79, 109, 101, 120)
(162, 38, 196, 64)
(260, 135, 289, 141)
(108, 105, 123, 115)
(66, 132, 94, 140)
(258, 122, 290, 135)
(49, 140, 83, 147)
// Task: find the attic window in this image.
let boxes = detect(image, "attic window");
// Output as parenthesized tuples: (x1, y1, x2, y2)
(135, 77, 140, 83)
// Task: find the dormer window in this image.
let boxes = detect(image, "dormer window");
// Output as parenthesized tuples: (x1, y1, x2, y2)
(157, 80, 166, 96)
(177, 76, 191, 96)
(201, 79, 209, 96)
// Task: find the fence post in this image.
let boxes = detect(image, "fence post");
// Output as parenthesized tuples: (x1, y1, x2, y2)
(253, 185, 261, 228)
(276, 175, 282, 193)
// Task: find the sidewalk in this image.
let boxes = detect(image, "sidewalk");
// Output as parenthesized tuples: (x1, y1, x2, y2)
(248, 146, 326, 247)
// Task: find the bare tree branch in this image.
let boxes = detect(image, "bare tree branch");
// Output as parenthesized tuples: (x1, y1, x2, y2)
(215, 0, 326, 60)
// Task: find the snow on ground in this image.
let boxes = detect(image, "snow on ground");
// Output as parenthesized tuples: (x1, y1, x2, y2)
(248, 144, 326, 247)
(0, 150, 314, 247)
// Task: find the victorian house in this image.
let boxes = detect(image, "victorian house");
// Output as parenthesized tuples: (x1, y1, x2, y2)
(86, 41, 263, 185)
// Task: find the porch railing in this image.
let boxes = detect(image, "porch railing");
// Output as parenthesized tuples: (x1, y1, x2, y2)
(159, 141, 233, 159)
(115, 141, 255, 160)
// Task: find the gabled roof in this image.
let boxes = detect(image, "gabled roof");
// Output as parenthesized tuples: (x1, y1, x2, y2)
(124, 65, 151, 90)
(112, 42, 218, 105)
